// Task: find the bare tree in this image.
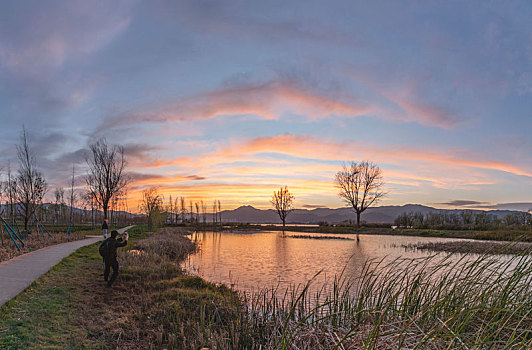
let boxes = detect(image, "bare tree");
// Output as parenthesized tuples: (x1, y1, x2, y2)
(217, 200, 221, 224)
(53, 187, 65, 224)
(168, 194, 174, 224)
(86, 190, 96, 229)
(140, 187, 163, 229)
(195, 202, 200, 224)
(212, 200, 217, 225)
(6, 164, 17, 227)
(15, 129, 47, 230)
(334, 161, 385, 229)
(201, 200, 206, 224)
(69, 164, 76, 225)
(85, 138, 128, 220)
(174, 197, 179, 224)
(180, 197, 186, 223)
(271, 186, 294, 228)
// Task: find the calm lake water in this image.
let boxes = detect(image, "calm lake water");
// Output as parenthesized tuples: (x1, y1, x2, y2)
(183, 231, 481, 294)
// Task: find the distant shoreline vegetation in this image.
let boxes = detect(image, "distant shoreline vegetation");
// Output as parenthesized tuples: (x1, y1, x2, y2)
(216, 221, 532, 242)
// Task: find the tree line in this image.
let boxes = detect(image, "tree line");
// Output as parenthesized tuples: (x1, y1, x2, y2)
(394, 210, 532, 230)
(0, 130, 134, 234)
(140, 187, 223, 229)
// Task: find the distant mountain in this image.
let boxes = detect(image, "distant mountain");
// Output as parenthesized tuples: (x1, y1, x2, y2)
(1, 202, 521, 225)
(217, 204, 520, 224)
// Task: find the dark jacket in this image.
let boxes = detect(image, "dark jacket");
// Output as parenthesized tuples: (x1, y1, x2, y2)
(102, 221, 108, 230)
(104, 237, 127, 261)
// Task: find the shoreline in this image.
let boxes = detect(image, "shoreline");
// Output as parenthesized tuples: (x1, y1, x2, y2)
(210, 224, 532, 242)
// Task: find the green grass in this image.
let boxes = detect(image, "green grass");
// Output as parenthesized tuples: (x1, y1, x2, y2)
(0, 247, 98, 348)
(0, 224, 149, 348)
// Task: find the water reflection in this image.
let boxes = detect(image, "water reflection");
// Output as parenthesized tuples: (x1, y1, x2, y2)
(184, 231, 482, 294)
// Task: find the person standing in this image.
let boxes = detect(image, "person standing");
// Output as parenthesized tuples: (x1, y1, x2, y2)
(102, 219, 108, 239)
(103, 230, 128, 287)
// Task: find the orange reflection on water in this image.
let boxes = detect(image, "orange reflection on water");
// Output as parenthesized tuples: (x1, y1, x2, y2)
(183, 231, 477, 295)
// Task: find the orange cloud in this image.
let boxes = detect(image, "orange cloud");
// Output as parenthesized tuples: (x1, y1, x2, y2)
(209, 134, 532, 178)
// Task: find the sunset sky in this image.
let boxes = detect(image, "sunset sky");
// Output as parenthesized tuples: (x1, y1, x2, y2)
(0, 1, 531, 212)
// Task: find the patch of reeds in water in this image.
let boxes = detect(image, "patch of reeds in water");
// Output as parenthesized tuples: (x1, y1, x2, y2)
(402, 240, 532, 256)
(286, 234, 354, 241)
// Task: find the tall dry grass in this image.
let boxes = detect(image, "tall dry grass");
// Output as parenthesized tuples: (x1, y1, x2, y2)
(0, 231, 86, 263)
(233, 253, 532, 349)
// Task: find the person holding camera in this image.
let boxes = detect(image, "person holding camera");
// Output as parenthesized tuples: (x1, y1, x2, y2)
(102, 230, 129, 287)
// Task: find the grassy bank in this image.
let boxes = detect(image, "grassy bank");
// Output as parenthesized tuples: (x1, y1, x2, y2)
(226, 223, 532, 241)
(0, 226, 241, 348)
(1, 226, 531, 348)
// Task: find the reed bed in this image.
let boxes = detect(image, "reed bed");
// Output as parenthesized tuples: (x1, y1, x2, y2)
(402, 240, 532, 256)
(105, 228, 532, 349)
(287, 234, 354, 241)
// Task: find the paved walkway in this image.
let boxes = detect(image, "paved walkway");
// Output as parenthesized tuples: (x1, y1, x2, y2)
(0, 225, 135, 307)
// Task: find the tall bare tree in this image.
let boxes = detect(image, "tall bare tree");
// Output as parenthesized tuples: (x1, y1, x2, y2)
(85, 138, 128, 220)
(195, 202, 200, 224)
(53, 187, 65, 224)
(168, 194, 174, 224)
(217, 200, 221, 224)
(201, 200, 206, 224)
(85, 190, 96, 229)
(69, 164, 76, 225)
(212, 200, 217, 225)
(334, 161, 385, 228)
(140, 187, 164, 229)
(6, 163, 17, 227)
(174, 197, 179, 224)
(271, 186, 294, 228)
(180, 197, 186, 223)
(15, 129, 47, 230)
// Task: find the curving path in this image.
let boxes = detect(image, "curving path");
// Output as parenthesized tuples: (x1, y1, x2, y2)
(0, 225, 135, 307)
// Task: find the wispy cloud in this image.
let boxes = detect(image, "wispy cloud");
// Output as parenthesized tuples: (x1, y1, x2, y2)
(203, 133, 532, 178)
(302, 204, 327, 209)
(97, 78, 369, 132)
(437, 200, 488, 207)
(476, 203, 532, 211)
